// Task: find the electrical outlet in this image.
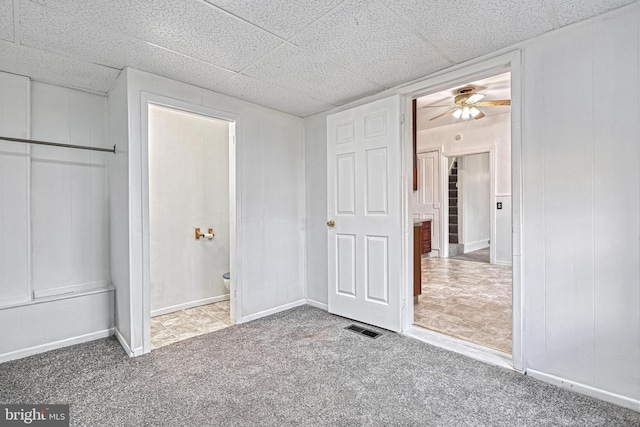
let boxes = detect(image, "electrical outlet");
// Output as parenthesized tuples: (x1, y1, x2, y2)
(497, 202, 502, 209)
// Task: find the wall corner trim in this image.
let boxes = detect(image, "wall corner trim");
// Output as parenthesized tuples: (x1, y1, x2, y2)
(241, 300, 306, 323)
(305, 299, 328, 311)
(526, 369, 640, 412)
(114, 328, 134, 357)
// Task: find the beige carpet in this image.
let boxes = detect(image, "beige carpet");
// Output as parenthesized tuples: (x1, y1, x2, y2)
(2, 306, 638, 426)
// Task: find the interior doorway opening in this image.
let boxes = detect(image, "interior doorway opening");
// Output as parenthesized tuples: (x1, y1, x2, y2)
(410, 70, 514, 355)
(140, 97, 239, 353)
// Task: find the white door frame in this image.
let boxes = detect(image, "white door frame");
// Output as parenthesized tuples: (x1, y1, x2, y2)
(441, 147, 496, 264)
(139, 93, 241, 354)
(397, 50, 524, 371)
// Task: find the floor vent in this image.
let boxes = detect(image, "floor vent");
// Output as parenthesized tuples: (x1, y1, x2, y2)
(345, 324, 381, 339)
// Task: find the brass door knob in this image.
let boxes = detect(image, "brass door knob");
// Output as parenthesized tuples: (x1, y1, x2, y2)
(327, 220, 335, 228)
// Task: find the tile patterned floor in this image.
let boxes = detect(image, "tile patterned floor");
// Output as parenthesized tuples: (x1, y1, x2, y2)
(414, 257, 512, 354)
(151, 301, 232, 350)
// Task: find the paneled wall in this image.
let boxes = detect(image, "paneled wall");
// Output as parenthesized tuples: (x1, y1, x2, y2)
(521, 9, 639, 402)
(107, 71, 131, 347)
(0, 72, 30, 307)
(304, 6, 640, 405)
(0, 72, 113, 362)
(30, 83, 110, 296)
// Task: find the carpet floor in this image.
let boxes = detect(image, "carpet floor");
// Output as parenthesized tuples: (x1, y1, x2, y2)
(1, 306, 638, 426)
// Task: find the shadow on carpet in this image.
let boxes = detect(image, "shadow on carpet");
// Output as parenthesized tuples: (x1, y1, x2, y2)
(1, 306, 638, 426)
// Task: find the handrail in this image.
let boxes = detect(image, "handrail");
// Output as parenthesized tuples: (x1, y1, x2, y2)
(0, 135, 116, 154)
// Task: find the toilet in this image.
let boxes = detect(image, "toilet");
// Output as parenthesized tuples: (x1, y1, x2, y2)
(223, 272, 230, 292)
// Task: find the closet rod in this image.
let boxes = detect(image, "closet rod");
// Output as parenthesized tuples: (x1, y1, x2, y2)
(0, 135, 116, 154)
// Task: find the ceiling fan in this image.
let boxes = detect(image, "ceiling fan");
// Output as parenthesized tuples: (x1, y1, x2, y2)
(427, 86, 511, 121)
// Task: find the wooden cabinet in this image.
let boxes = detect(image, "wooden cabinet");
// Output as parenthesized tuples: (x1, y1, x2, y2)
(421, 220, 432, 255)
(414, 220, 432, 298)
(413, 222, 422, 297)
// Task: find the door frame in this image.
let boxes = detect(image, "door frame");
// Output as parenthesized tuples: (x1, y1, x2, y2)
(140, 93, 241, 354)
(397, 50, 524, 371)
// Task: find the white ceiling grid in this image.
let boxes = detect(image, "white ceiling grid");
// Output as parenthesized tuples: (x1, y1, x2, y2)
(0, 0, 637, 117)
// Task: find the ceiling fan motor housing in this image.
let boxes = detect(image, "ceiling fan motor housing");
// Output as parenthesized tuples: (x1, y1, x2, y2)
(454, 87, 476, 105)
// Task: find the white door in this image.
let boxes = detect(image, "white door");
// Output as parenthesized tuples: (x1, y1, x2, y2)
(412, 151, 440, 256)
(327, 96, 402, 332)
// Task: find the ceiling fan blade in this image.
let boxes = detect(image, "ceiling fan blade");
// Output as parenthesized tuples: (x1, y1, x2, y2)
(421, 104, 454, 108)
(473, 110, 486, 120)
(429, 108, 458, 121)
(474, 99, 511, 107)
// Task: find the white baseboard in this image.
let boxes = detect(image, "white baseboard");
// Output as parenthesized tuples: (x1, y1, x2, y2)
(0, 328, 114, 364)
(494, 259, 512, 266)
(242, 299, 306, 323)
(306, 299, 328, 311)
(463, 239, 490, 253)
(526, 369, 640, 412)
(151, 295, 230, 317)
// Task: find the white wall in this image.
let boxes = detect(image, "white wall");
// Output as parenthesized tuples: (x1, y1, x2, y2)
(303, 6, 640, 406)
(30, 82, 110, 296)
(459, 153, 490, 252)
(148, 105, 230, 313)
(304, 113, 329, 308)
(113, 68, 305, 355)
(521, 9, 639, 404)
(0, 72, 30, 307)
(107, 71, 131, 347)
(0, 72, 114, 362)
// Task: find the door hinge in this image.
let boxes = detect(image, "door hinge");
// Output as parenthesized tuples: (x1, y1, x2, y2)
(401, 114, 405, 125)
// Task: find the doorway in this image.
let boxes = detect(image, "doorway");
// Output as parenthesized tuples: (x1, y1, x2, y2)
(406, 63, 518, 362)
(146, 104, 234, 349)
(140, 97, 239, 352)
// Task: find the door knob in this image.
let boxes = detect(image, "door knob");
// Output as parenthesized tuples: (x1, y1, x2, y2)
(327, 220, 335, 228)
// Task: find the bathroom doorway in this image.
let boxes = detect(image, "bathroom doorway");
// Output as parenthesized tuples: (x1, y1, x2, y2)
(146, 104, 236, 350)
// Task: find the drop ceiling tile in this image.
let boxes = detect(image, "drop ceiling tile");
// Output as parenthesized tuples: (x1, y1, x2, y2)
(20, 1, 235, 89)
(34, 0, 282, 71)
(290, 0, 451, 88)
(0, 0, 13, 42)
(204, 0, 344, 39)
(0, 40, 119, 93)
(381, 0, 554, 63)
(242, 43, 384, 105)
(215, 73, 333, 117)
(548, 0, 636, 26)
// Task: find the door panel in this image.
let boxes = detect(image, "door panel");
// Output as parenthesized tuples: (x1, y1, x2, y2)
(336, 234, 356, 296)
(413, 151, 440, 256)
(327, 95, 401, 332)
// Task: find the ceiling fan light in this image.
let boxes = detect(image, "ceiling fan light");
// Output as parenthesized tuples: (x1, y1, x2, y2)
(461, 106, 471, 120)
(470, 107, 481, 118)
(452, 108, 463, 119)
(467, 93, 485, 104)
